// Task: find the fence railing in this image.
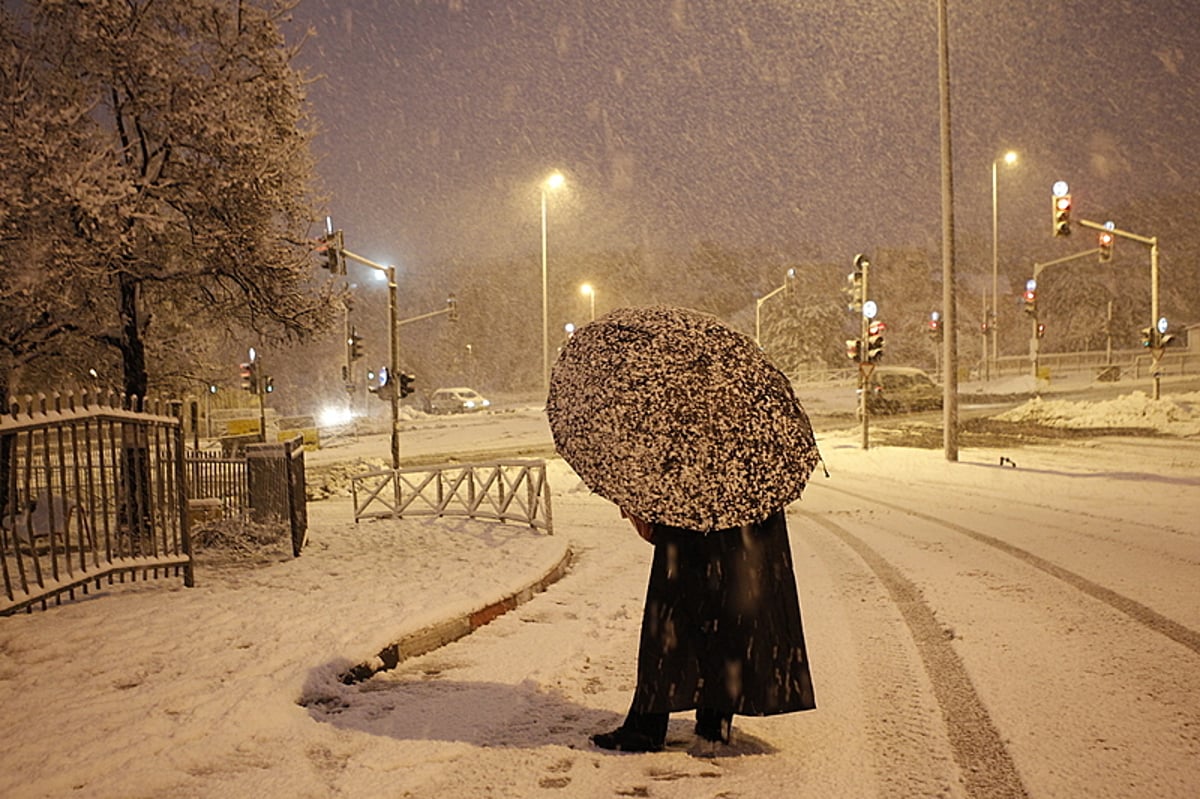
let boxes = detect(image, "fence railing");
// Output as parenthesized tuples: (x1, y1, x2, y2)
(1, 391, 194, 616)
(351, 459, 553, 533)
(996, 347, 1195, 380)
(184, 450, 248, 518)
(246, 436, 309, 557)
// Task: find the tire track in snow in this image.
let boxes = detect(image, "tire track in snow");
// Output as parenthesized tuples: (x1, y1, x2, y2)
(795, 507, 1031, 799)
(818, 483, 1200, 657)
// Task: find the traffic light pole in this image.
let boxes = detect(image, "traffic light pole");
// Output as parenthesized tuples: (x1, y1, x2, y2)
(754, 268, 796, 347)
(1029, 247, 1100, 380)
(1077, 219, 1162, 399)
(336, 246, 401, 470)
(859, 259, 871, 451)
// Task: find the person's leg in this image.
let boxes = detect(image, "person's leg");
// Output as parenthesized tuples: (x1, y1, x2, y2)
(694, 707, 733, 743)
(590, 708, 669, 752)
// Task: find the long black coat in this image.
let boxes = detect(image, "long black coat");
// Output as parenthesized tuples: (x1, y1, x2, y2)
(630, 509, 816, 716)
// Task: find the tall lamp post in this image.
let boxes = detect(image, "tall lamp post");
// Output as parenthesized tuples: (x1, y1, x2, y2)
(541, 171, 565, 392)
(580, 282, 596, 321)
(990, 149, 1018, 381)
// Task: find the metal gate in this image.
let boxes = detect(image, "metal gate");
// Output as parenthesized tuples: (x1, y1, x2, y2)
(1, 391, 194, 615)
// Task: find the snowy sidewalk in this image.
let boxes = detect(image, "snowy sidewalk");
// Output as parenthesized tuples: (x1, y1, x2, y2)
(0, 495, 571, 799)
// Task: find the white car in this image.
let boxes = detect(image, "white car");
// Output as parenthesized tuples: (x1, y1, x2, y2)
(429, 387, 491, 414)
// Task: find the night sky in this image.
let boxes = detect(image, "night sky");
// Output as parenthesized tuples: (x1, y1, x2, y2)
(286, 0, 1200, 278)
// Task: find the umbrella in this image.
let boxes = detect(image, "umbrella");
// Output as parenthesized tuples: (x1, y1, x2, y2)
(546, 305, 822, 532)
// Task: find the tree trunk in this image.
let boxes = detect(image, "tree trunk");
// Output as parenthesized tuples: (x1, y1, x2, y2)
(118, 272, 152, 546)
(119, 272, 148, 399)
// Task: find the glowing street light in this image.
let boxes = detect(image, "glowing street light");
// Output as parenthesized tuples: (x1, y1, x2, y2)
(580, 282, 596, 321)
(541, 170, 566, 393)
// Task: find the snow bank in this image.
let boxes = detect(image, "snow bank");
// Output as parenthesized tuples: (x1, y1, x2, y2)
(994, 390, 1200, 436)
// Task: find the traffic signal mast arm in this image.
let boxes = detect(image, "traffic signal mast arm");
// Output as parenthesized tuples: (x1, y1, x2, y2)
(395, 305, 456, 327)
(1032, 246, 1102, 281)
(1076, 218, 1156, 247)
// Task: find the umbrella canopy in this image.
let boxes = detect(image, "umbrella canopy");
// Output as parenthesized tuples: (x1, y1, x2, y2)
(547, 305, 821, 531)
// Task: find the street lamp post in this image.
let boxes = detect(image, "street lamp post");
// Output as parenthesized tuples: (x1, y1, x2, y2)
(580, 283, 596, 321)
(541, 171, 565, 393)
(990, 150, 1017, 381)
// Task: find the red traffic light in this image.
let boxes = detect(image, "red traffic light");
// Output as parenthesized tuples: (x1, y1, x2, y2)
(1052, 193, 1072, 237)
(1098, 230, 1114, 261)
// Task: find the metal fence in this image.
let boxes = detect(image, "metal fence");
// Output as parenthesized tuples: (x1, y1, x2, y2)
(351, 459, 553, 533)
(1, 392, 194, 616)
(184, 450, 248, 518)
(246, 437, 309, 557)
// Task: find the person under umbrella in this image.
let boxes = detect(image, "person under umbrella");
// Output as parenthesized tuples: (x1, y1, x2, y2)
(547, 305, 822, 752)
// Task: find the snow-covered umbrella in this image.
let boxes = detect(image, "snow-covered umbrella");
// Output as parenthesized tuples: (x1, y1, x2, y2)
(546, 305, 822, 532)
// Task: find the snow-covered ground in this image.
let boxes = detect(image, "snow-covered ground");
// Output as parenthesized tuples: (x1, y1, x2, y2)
(1, 387, 1198, 798)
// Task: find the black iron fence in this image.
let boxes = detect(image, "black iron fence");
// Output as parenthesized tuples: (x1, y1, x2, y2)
(184, 449, 248, 519)
(1, 392, 194, 615)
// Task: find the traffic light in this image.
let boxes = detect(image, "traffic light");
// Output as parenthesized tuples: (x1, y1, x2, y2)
(1098, 229, 1114, 262)
(264, 376, 274, 393)
(1036, 323, 1046, 339)
(1140, 327, 1153, 348)
(845, 339, 862, 362)
(239, 361, 258, 393)
(1023, 283, 1037, 316)
(928, 311, 943, 340)
(866, 321, 885, 362)
(784, 267, 797, 297)
(318, 229, 345, 274)
(1052, 187, 1071, 237)
(398, 372, 415, 398)
(447, 294, 458, 322)
(844, 271, 864, 313)
(348, 328, 364, 360)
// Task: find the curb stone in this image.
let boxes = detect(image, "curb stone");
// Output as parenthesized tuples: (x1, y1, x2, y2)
(340, 544, 573, 684)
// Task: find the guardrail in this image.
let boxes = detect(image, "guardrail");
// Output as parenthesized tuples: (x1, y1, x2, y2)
(351, 459, 553, 533)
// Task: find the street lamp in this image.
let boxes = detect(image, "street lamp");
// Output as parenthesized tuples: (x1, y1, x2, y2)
(990, 149, 1018, 381)
(580, 282, 596, 321)
(541, 170, 565, 393)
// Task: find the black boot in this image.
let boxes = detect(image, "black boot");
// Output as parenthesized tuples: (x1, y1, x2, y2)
(694, 708, 732, 743)
(591, 710, 668, 752)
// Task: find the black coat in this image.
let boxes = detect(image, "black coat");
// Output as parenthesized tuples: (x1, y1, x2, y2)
(630, 509, 816, 716)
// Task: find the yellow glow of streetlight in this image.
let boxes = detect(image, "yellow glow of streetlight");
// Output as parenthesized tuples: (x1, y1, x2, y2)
(580, 282, 596, 321)
(1002, 150, 1018, 167)
(544, 171, 565, 191)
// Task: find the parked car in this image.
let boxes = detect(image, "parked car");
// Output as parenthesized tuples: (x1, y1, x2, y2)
(858, 366, 943, 415)
(429, 387, 491, 414)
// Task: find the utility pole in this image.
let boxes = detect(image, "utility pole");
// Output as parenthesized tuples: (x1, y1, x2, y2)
(937, 0, 958, 462)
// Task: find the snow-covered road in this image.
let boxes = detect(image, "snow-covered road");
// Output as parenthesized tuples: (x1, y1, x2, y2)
(303, 434, 1198, 799)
